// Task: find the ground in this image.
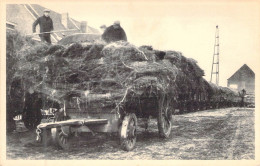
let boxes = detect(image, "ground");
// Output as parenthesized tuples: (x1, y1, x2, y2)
(6, 107, 254, 160)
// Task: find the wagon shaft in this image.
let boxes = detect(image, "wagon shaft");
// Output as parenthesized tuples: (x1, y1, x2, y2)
(37, 118, 108, 130)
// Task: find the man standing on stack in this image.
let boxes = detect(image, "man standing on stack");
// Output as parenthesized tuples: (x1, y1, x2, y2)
(101, 21, 127, 43)
(32, 9, 54, 44)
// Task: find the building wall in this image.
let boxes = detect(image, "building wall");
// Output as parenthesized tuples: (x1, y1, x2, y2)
(228, 78, 255, 94)
(6, 4, 39, 35)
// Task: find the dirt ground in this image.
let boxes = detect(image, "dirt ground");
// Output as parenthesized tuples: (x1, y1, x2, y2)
(6, 107, 254, 160)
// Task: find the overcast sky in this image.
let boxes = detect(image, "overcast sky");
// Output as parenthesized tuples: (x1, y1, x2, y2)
(40, 0, 260, 87)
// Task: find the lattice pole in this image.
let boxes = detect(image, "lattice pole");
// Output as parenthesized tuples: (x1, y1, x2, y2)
(210, 25, 220, 85)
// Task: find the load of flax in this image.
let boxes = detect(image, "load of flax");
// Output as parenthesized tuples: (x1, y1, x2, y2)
(8, 31, 230, 115)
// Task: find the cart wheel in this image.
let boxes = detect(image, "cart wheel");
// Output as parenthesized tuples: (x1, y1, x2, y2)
(37, 128, 52, 147)
(158, 95, 172, 138)
(55, 127, 71, 150)
(120, 113, 137, 151)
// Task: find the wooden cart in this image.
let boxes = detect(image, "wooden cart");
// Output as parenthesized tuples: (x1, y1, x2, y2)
(36, 92, 173, 151)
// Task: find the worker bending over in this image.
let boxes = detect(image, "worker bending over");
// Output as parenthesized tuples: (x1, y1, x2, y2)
(102, 21, 127, 43)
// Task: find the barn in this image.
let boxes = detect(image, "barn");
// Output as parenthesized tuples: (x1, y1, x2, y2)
(227, 64, 255, 95)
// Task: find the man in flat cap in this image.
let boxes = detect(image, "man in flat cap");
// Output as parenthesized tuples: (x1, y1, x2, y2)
(101, 21, 127, 43)
(32, 9, 54, 44)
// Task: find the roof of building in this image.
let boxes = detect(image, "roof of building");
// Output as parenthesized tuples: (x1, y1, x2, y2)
(6, 4, 100, 42)
(227, 64, 255, 82)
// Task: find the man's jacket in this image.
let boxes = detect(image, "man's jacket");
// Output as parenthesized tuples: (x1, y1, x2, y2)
(102, 25, 127, 43)
(32, 15, 54, 33)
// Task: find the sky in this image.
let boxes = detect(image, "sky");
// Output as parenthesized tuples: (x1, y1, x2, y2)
(40, 0, 260, 86)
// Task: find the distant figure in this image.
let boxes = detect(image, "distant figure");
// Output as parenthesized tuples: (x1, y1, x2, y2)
(240, 89, 246, 107)
(101, 21, 127, 43)
(32, 9, 54, 44)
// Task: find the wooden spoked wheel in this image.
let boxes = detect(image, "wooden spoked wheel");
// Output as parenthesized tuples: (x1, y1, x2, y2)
(120, 113, 137, 151)
(157, 95, 172, 138)
(55, 127, 71, 150)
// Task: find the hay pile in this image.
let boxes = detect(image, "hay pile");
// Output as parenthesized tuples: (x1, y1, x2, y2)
(10, 32, 206, 113)
(7, 31, 40, 115)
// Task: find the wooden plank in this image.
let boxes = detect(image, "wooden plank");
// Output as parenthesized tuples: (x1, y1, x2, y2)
(83, 119, 108, 125)
(37, 118, 108, 129)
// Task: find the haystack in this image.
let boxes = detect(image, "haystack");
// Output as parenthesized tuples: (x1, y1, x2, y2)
(9, 31, 207, 114)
